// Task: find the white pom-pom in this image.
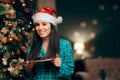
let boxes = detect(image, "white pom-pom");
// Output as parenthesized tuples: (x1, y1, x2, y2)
(56, 16, 63, 24)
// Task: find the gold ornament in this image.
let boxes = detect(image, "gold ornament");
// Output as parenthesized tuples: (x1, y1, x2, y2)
(4, 52, 10, 58)
(8, 59, 23, 77)
(1, 37, 7, 44)
(2, 57, 8, 66)
(5, 9, 16, 19)
(7, 36, 13, 43)
(6, 4, 11, 10)
(1, 27, 9, 34)
(10, 31, 16, 38)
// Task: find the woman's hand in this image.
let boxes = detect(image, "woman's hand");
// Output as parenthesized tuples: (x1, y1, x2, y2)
(51, 54, 61, 67)
(23, 60, 35, 72)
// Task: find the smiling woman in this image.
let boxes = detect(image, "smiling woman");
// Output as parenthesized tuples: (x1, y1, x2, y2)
(23, 6, 74, 80)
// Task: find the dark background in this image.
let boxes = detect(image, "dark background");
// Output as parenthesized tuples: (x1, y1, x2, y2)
(56, 0, 120, 57)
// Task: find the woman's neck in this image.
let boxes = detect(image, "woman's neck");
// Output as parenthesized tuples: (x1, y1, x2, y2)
(42, 37, 50, 52)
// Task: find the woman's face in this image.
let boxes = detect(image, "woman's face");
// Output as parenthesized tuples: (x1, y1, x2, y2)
(35, 20, 51, 39)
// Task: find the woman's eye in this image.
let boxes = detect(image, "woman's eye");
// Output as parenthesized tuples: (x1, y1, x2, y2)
(42, 23, 47, 26)
(34, 23, 40, 26)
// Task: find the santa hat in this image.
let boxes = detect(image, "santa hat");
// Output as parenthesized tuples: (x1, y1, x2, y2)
(33, 6, 63, 26)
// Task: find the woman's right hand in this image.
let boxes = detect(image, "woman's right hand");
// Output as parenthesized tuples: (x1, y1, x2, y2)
(23, 60, 35, 72)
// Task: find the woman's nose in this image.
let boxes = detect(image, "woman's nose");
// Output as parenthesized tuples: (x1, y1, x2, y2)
(37, 25, 43, 30)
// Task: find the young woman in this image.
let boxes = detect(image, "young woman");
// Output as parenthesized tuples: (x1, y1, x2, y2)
(24, 6, 74, 80)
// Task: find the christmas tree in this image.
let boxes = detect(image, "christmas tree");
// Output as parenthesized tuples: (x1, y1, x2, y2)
(0, 0, 37, 79)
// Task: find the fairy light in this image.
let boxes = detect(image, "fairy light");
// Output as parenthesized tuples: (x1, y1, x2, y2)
(99, 5, 105, 10)
(74, 41, 85, 54)
(112, 5, 118, 10)
(92, 19, 98, 25)
(80, 21, 87, 28)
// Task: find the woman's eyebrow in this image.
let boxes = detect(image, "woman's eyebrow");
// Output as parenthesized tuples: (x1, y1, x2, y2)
(34, 23, 39, 24)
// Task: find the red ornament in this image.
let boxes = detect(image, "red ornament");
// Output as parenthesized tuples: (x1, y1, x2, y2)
(7, 36, 13, 43)
(7, 22, 13, 28)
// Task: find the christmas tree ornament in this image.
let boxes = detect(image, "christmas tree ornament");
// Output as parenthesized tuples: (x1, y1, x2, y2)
(1, 27, 9, 34)
(7, 36, 13, 43)
(18, 57, 24, 64)
(8, 59, 23, 77)
(1, 37, 7, 44)
(2, 57, 8, 66)
(4, 52, 10, 58)
(10, 59, 18, 67)
(0, 3, 8, 15)
(7, 22, 13, 28)
(6, 3, 11, 9)
(5, 9, 16, 19)
(10, 31, 16, 38)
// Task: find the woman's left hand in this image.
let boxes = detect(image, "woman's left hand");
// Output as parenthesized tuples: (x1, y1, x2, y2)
(51, 54, 61, 67)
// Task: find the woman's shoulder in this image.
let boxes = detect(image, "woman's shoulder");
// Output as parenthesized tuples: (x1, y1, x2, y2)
(59, 38, 71, 45)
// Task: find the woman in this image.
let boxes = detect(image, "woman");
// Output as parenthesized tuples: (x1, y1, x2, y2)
(24, 6, 74, 80)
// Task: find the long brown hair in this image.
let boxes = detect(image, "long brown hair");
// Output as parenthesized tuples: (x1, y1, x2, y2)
(28, 24, 60, 60)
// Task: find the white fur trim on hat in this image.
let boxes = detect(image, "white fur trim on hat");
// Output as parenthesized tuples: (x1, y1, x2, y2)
(57, 16, 63, 24)
(33, 13, 57, 26)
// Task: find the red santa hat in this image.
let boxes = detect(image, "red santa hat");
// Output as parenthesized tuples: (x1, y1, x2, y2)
(33, 6, 63, 26)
